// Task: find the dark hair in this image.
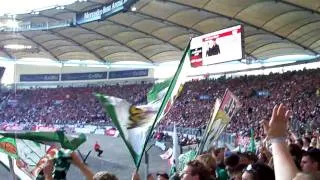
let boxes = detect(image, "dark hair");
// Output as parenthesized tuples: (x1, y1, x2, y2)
(303, 149, 320, 170)
(185, 160, 212, 180)
(169, 173, 181, 180)
(225, 153, 240, 169)
(289, 144, 303, 170)
(229, 163, 247, 176)
(157, 172, 169, 179)
(304, 137, 311, 144)
(296, 138, 303, 147)
(245, 163, 275, 180)
(239, 152, 258, 163)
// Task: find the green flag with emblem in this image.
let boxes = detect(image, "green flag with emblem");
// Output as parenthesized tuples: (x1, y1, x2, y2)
(0, 131, 86, 179)
(96, 41, 191, 168)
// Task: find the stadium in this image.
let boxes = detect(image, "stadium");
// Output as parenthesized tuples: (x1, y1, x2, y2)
(0, 0, 319, 179)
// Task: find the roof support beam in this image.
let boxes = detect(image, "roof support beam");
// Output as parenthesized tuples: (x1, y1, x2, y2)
(254, 47, 304, 56)
(233, 1, 266, 18)
(285, 20, 320, 39)
(134, 11, 258, 60)
(79, 25, 154, 63)
(20, 33, 60, 61)
(148, 50, 180, 60)
(293, 28, 320, 42)
(249, 41, 294, 54)
(309, 39, 320, 48)
(260, 10, 306, 27)
(165, 0, 318, 55)
(277, 0, 320, 16)
(47, 30, 106, 62)
(106, 19, 183, 51)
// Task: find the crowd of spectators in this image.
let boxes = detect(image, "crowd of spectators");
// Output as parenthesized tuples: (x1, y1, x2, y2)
(0, 68, 319, 179)
(0, 68, 319, 137)
(163, 68, 320, 137)
(42, 103, 320, 180)
(0, 83, 152, 126)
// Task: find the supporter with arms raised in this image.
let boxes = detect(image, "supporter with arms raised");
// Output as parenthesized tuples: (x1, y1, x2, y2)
(262, 103, 320, 179)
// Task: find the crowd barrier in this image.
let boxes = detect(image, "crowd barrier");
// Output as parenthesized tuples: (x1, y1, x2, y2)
(0, 122, 245, 150)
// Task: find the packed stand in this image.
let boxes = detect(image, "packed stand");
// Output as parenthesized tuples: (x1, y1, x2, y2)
(40, 103, 320, 180)
(163, 68, 320, 136)
(0, 83, 152, 126)
(0, 68, 319, 137)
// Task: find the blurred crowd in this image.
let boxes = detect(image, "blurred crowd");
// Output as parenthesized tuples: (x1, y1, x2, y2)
(42, 104, 320, 180)
(0, 68, 319, 179)
(0, 68, 320, 138)
(0, 83, 152, 126)
(163, 68, 320, 137)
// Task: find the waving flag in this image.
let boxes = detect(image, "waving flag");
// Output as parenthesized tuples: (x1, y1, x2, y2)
(0, 131, 86, 179)
(0, 137, 17, 158)
(96, 42, 191, 168)
(198, 89, 241, 154)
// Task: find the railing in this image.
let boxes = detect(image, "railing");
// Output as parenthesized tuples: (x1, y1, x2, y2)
(157, 125, 237, 150)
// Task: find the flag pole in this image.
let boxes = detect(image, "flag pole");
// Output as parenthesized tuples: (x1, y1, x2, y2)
(8, 155, 17, 180)
(144, 151, 149, 180)
(136, 41, 191, 170)
(144, 143, 155, 180)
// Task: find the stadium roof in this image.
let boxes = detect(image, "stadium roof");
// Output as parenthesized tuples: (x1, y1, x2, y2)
(0, 0, 319, 63)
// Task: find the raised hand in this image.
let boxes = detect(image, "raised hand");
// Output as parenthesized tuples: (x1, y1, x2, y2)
(267, 104, 290, 138)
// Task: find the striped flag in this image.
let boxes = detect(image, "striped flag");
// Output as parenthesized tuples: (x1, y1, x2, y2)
(96, 42, 191, 168)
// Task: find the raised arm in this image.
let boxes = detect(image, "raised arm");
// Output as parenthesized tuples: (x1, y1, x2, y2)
(266, 104, 299, 180)
(71, 152, 94, 180)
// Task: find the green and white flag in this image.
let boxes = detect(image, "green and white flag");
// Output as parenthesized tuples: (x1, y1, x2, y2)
(96, 42, 191, 168)
(177, 150, 197, 172)
(0, 131, 86, 179)
(0, 136, 18, 158)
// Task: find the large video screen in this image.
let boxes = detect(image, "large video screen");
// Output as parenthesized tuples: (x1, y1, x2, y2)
(190, 25, 244, 67)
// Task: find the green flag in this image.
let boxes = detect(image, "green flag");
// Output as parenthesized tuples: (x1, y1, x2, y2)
(248, 128, 256, 153)
(0, 136, 18, 158)
(0, 131, 86, 179)
(177, 150, 197, 172)
(0, 131, 86, 151)
(96, 42, 191, 168)
(147, 78, 172, 103)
